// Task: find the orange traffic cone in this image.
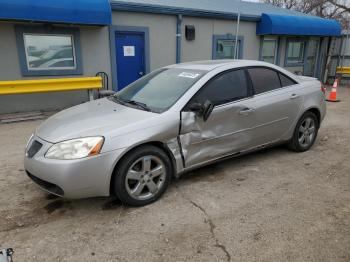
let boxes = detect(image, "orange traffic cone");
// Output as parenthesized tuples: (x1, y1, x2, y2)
(327, 78, 340, 102)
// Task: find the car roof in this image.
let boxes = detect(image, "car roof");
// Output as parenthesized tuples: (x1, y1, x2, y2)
(167, 60, 275, 71)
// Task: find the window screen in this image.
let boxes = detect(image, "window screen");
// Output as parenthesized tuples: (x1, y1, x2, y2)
(279, 73, 297, 87)
(193, 69, 248, 105)
(248, 68, 281, 95)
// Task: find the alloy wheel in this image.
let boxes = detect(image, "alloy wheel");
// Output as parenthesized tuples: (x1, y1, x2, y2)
(125, 155, 166, 200)
(298, 117, 316, 148)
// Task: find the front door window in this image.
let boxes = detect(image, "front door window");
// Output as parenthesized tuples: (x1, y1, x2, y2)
(180, 69, 252, 166)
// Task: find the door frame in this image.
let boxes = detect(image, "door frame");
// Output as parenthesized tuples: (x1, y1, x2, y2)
(303, 38, 320, 77)
(109, 25, 150, 91)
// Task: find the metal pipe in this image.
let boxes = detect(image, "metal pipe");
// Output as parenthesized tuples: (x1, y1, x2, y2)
(176, 14, 182, 64)
(234, 12, 241, 60)
(0, 77, 102, 95)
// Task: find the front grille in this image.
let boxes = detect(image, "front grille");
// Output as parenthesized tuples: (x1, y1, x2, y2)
(26, 171, 64, 196)
(26, 140, 42, 158)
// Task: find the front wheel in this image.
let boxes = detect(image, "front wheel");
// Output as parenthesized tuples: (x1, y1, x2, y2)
(288, 111, 319, 152)
(113, 145, 172, 206)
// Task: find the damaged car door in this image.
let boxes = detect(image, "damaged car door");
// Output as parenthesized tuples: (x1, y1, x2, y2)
(179, 69, 255, 167)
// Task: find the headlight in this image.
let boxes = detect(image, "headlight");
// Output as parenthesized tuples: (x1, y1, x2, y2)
(45, 137, 104, 160)
(25, 133, 34, 150)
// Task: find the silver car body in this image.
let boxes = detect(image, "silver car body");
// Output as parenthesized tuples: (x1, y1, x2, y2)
(24, 60, 326, 198)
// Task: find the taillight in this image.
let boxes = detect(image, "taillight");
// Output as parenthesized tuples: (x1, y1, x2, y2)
(321, 83, 326, 95)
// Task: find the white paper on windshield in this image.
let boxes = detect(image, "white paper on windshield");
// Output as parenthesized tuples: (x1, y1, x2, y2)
(178, 72, 200, 79)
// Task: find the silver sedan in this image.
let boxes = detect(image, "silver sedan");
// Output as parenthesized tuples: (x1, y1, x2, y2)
(24, 60, 326, 206)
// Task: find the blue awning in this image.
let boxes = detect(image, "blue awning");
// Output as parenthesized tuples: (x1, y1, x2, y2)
(257, 13, 341, 37)
(0, 0, 111, 25)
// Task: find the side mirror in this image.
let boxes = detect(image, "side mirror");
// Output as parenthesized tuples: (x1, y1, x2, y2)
(188, 100, 214, 122)
(188, 102, 203, 113)
(202, 100, 214, 122)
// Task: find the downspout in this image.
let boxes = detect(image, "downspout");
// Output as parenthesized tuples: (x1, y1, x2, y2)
(234, 12, 241, 59)
(176, 14, 182, 63)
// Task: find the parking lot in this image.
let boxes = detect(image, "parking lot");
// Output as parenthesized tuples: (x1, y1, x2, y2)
(0, 87, 349, 262)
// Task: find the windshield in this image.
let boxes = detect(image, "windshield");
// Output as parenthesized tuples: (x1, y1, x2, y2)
(113, 68, 206, 113)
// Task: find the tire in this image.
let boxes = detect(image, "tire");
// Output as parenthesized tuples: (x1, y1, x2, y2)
(288, 111, 319, 152)
(113, 145, 172, 206)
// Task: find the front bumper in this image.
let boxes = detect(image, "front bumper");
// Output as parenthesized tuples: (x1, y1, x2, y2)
(24, 136, 124, 199)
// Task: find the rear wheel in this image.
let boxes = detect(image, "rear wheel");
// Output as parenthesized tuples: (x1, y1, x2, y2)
(288, 111, 319, 152)
(113, 145, 172, 206)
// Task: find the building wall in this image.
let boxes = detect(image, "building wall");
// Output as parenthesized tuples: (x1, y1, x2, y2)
(112, 12, 177, 71)
(111, 12, 260, 68)
(181, 17, 260, 62)
(0, 22, 111, 114)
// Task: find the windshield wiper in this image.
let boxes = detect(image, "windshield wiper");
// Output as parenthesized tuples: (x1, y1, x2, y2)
(124, 100, 151, 112)
(110, 96, 152, 112)
(110, 96, 126, 105)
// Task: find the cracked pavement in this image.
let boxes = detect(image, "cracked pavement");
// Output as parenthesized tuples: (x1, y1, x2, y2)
(0, 87, 350, 261)
(176, 185, 231, 262)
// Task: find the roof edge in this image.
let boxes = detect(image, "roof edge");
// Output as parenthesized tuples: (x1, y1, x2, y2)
(110, 1, 260, 21)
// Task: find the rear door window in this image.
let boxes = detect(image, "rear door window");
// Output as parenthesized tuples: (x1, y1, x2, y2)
(192, 69, 249, 106)
(248, 67, 281, 95)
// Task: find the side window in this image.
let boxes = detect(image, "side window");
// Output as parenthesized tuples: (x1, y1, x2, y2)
(261, 38, 277, 64)
(286, 39, 305, 65)
(279, 73, 297, 87)
(192, 69, 249, 106)
(15, 26, 82, 76)
(215, 39, 241, 59)
(248, 67, 281, 95)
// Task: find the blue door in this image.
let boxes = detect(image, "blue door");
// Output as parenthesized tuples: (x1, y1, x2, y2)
(115, 32, 145, 90)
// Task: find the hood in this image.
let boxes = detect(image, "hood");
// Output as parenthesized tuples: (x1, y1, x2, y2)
(36, 98, 158, 143)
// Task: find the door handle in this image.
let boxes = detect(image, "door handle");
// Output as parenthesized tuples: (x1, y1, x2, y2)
(239, 108, 255, 115)
(290, 94, 300, 100)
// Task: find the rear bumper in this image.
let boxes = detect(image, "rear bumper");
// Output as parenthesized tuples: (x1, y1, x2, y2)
(24, 136, 124, 199)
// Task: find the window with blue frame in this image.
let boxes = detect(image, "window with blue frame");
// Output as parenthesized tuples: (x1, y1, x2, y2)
(15, 26, 83, 76)
(261, 38, 277, 64)
(213, 35, 243, 59)
(216, 39, 238, 59)
(286, 39, 306, 65)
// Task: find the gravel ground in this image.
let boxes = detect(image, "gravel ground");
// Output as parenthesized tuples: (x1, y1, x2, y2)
(0, 87, 349, 262)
